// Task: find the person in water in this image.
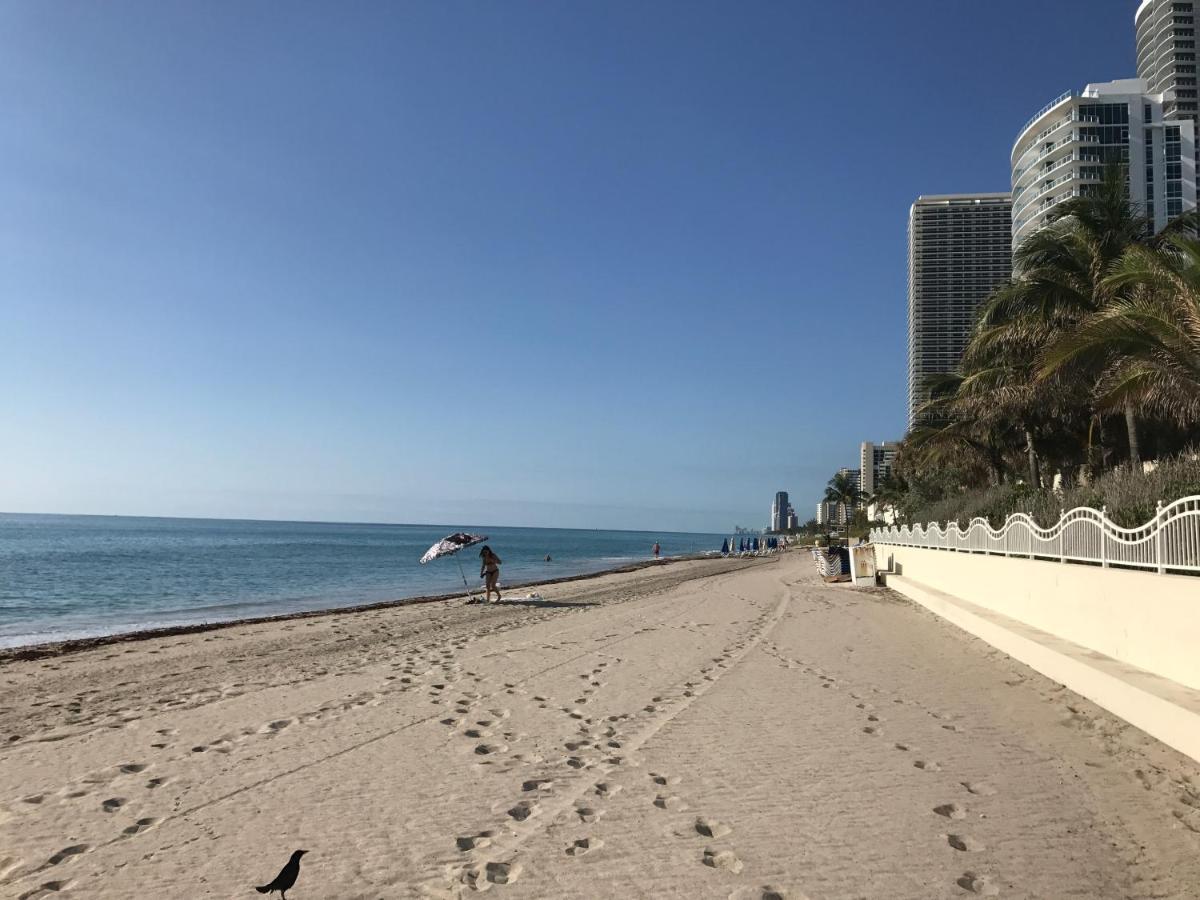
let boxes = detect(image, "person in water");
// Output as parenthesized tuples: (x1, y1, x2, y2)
(479, 545, 502, 603)
(652, 541, 661, 559)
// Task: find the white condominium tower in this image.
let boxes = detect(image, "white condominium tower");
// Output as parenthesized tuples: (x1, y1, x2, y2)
(906, 194, 1012, 429)
(1011, 78, 1197, 249)
(859, 441, 900, 496)
(1136, 1, 1198, 130)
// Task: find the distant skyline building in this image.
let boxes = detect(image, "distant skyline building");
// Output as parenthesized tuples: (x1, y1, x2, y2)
(770, 491, 790, 532)
(859, 441, 900, 496)
(907, 194, 1012, 429)
(1011, 78, 1197, 249)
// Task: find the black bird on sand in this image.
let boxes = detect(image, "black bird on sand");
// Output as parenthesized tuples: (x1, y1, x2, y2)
(256, 849, 307, 898)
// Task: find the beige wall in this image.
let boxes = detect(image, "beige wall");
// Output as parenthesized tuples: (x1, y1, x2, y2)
(877, 545, 1200, 691)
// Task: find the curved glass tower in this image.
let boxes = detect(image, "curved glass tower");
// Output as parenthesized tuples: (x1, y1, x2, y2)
(1010, 79, 1196, 249)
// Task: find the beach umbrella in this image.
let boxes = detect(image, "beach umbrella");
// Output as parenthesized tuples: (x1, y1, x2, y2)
(720, 538, 729, 555)
(419, 532, 489, 602)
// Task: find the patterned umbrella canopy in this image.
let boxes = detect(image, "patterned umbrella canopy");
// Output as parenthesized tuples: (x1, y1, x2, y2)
(420, 532, 489, 565)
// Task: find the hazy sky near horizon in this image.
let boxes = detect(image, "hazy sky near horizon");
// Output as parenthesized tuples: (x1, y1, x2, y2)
(2, 1, 1136, 532)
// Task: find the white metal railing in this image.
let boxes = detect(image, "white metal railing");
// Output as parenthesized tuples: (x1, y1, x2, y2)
(870, 496, 1200, 574)
(1017, 90, 1077, 142)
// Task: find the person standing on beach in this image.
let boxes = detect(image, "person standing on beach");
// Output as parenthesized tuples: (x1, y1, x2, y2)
(479, 545, 502, 603)
(652, 541, 661, 559)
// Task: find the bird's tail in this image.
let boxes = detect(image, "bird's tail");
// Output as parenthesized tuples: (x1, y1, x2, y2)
(255, 887, 270, 894)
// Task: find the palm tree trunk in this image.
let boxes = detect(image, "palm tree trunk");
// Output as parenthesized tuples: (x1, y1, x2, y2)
(1024, 427, 1041, 487)
(1124, 402, 1142, 471)
(989, 452, 1005, 486)
(1084, 416, 1097, 484)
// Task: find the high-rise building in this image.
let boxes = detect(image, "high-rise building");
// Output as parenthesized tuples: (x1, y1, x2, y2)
(771, 491, 790, 532)
(859, 441, 900, 496)
(815, 500, 849, 527)
(1137, 1, 1199, 149)
(907, 194, 1012, 429)
(1012, 78, 1197, 249)
(835, 467, 864, 510)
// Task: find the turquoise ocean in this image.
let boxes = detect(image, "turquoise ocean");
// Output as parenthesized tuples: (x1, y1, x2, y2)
(0, 514, 727, 648)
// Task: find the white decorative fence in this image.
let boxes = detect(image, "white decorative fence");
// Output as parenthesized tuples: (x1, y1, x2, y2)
(870, 496, 1200, 575)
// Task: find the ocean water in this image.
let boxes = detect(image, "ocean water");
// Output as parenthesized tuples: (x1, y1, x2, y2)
(0, 514, 728, 648)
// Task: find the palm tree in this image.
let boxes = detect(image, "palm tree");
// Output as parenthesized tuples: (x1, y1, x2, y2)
(1042, 236, 1200, 425)
(867, 473, 908, 524)
(824, 471, 860, 535)
(1004, 163, 1153, 468)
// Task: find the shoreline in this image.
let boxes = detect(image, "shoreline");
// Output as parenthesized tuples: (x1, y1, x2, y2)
(0, 551, 729, 663)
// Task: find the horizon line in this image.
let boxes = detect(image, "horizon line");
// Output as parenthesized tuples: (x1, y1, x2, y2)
(0, 509, 739, 537)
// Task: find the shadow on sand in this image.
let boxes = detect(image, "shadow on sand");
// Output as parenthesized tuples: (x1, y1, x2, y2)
(477, 598, 599, 609)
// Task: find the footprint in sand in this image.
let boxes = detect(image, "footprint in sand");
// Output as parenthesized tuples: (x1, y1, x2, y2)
(948, 834, 985, 852)
(0, 856, 22, 883)
(914, 760, 942, 771)
(17, 879, 73, 899)
(702, 848, 744, 874)
(695, 817, 732, 838)
(455, 832, 494, 851)
(484, 861, 522, 885)
(654, 794, 687, 811)
(651, 773, 682, 786)
(934, 803, 968, 819)
(594, 782, 621, 798)
(101, 797, 127, 813)
(729, 888, 797, 900)
(121, 817, 158, 836)
(44, 845, 89, 867)
(567, 837, 603, 856)
(522, 779, 554, 793)
(956, 871, 1000, 895)
(575, 805, 601, 823)
(118, 764, 147, 775)
(962, 781, 997, 796)
(862, 726, 880, 736)
(508, 800, 540, 821)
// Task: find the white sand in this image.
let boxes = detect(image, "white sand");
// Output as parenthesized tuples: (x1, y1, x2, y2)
(1, 554, 1199, 899)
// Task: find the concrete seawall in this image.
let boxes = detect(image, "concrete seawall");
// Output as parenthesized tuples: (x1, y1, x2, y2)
(875, 544, 1200, 763)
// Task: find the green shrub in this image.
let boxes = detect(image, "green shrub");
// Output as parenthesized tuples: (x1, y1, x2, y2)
(897, 450, 1200, 529)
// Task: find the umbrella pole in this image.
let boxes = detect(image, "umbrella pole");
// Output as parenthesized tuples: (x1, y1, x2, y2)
(456, 555, 477, 603)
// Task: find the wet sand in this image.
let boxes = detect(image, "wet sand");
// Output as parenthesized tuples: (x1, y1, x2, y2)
(1, 553, 1198, 898)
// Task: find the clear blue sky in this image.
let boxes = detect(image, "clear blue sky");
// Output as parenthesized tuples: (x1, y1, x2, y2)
(0, 1, 1138, 532)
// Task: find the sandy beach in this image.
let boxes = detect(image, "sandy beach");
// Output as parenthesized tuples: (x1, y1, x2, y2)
(1, 553, 1198, 899)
